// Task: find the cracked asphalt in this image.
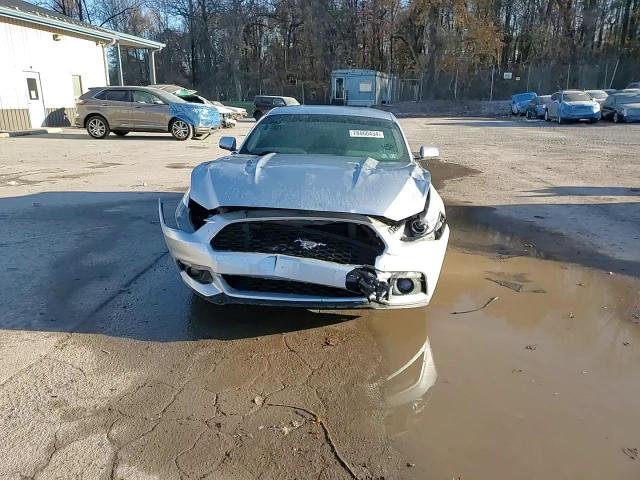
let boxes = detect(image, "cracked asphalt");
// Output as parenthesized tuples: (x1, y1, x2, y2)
(1, 117, 639, 479)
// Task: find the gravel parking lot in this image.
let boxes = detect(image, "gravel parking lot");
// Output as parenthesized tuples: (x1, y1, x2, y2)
(1, 117, 639, 479)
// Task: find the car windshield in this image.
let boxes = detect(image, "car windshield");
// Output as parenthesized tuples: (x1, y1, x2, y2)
(587, 91, 607, 99)
(563, 92, 591, 101)
(514, 93, 535, 101)
(239, 114, 410, 162)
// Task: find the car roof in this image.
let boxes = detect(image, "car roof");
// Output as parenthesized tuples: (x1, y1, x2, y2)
(256, 95, 296, 100)
(265, 105, 395, 120)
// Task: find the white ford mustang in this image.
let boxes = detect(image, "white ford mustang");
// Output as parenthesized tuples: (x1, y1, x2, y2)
(160, 106, 449, 309)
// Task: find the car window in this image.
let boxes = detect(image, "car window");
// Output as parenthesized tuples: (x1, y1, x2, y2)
(133, 90, 163, 104)
(240, 114, 410, 162)
(93, 90, 107, 100)
(562, 92, 591, 101)
(551, 93, 560, 101)
(273, 98, 286, 107)
(618, 94, 640, 105)
(514, 93, 535, 102)
(106, 90, 131, 102)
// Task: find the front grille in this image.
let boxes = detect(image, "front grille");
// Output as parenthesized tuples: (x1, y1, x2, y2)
(223, 275, 358, 298)
(211, 220, 385, 265)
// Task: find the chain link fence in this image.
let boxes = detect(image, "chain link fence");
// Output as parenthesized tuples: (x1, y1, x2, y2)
(395, 59, 639, 102)
(153, 59, 638, 106)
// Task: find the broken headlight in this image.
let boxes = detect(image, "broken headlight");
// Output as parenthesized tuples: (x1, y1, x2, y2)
(402, 186, 446, 241)
(403, 211, 445, 241)
(175, 192, 209, 232)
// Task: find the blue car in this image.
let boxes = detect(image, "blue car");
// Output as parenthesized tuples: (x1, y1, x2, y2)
(511, 92, 536, 115)
(545, 90, 601, 124)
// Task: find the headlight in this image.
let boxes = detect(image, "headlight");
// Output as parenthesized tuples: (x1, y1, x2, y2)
(593, 103, 600, 112)
(622, 108, 628, 115)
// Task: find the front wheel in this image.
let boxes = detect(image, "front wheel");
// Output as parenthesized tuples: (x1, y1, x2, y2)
(170, 119, 193, 141)
(544, 110, 550, 122)
(557, 113, 563, 124)
(613, 112, 624, 123)
(86, 116, 110, 139)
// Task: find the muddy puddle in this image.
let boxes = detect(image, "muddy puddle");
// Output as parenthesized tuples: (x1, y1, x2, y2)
(367, 231, 640, 479)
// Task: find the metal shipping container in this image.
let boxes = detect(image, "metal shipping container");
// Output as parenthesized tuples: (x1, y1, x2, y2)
(330, 69, 397, 107)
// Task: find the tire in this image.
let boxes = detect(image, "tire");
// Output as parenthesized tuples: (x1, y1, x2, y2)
(557, 113, 563, 124)
(588, 118, 598, 124)
(511, 105, 518, 115)
(253, 110, 263, 121)
(112, 130, 129, 136)
(86, 115, 110, 139)
(613, 112, 623, 123)
(544, 110, 550, 122)
(170, 119, 193, 141)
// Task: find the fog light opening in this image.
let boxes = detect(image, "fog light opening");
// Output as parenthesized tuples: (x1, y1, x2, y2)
(179, 261, 213, 284)
(390, 272, 424, 296)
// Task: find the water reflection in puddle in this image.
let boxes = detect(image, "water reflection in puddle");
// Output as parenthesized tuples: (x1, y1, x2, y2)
(368, 247, 640, 479)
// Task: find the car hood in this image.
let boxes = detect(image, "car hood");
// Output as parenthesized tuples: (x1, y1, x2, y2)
(189, 154, 431, 221)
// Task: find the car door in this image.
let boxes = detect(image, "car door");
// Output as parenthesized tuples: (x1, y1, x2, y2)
(103, 89, 133, 128)
(131, 90, 170, 130)
(549, 92, 561, 118)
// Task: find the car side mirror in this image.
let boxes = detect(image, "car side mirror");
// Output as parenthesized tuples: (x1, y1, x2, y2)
(417, 145, 439, 161)
(219, 136, 237, 152)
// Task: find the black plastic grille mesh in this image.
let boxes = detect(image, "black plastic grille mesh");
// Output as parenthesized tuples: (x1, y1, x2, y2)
(211, 221, 384, 265)
(223, 275, 358, 298)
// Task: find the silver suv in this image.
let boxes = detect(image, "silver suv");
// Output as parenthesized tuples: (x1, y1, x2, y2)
(75, 86, 221, 140)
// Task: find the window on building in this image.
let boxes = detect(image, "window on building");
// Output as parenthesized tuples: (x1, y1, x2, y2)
(26, 78, 39, 100)
(72, 75, 83, 98)
(359, 81, 372, 93)
(105, 89, 131, 102)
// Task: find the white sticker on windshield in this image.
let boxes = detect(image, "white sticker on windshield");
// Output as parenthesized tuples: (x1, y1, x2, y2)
(349, 130, 384, 138)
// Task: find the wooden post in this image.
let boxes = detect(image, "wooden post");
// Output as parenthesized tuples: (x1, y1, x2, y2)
(489, 65, 495, 101)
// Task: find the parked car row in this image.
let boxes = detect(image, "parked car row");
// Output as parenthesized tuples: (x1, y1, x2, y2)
(75, 85, 247, 140)
(512, 81, 640, 124)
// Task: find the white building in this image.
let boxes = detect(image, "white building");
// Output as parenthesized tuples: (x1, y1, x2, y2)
(0, 0, 164, 131)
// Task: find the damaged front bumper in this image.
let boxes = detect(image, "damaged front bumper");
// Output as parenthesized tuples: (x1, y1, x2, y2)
(159, 200, 449, 309)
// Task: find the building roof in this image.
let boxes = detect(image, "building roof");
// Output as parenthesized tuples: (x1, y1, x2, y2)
(0, 0, 164, 49)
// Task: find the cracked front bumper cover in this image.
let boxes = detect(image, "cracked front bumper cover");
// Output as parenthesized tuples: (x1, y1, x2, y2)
(159, 200, 449, 309)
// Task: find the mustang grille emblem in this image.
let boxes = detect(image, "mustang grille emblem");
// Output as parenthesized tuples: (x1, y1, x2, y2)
(294, 239, 327, 250)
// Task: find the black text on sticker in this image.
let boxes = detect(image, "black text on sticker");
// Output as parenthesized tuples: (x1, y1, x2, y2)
(349, 130, 384, 138)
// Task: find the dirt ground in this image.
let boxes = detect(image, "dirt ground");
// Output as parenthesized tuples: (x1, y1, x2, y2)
(0, 117, 639, 480)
